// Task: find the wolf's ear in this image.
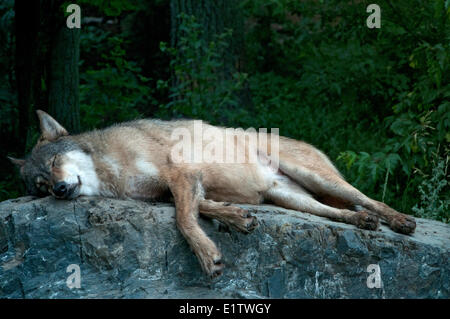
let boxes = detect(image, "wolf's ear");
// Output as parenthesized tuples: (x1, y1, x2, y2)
(36, 110, 69, 141)
(7, 156, 25, 168)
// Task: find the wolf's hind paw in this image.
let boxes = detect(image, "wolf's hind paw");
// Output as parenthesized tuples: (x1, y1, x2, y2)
(389, 214, 416, 235)
(353, 210, 379, 230)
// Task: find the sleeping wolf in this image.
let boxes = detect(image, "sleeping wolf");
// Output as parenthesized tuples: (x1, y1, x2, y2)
(9, 110, 416, 277)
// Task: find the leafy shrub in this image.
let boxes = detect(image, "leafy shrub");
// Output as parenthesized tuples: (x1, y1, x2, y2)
(242, 0, 449, 219)
(411, 154, 449, 223)
(80, 29, 153, 129)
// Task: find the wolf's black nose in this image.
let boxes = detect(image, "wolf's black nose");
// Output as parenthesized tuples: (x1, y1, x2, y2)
(53, 182, 68, 197)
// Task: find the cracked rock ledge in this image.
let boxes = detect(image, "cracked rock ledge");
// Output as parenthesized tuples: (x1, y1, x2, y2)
(0, 196, 448, 298)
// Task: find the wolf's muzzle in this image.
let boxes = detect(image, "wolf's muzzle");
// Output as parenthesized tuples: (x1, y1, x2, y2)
(52, 177, 80, 199)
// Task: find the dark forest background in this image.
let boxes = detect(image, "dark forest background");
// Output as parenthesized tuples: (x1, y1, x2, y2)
(0, 0, 448, 222)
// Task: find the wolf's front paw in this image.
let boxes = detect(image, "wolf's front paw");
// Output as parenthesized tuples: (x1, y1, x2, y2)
(389, 214, 416, 235)
(200, 253, 224, 279)
(352, 210, 379, 230)
(195, 242, 224, 278)
(209, 256, 225, 279)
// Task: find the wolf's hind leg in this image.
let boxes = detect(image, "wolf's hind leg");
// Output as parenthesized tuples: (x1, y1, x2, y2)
(199, 199, 258, 234)
(264, 180, 379, 230)
(279, 159, 416, 234)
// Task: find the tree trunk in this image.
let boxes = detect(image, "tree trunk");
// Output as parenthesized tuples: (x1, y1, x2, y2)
(170, 0, 244, 76)
(14, 0, 40, 153)
(170, 0, 251, 122)
(48, 4, 80, 134)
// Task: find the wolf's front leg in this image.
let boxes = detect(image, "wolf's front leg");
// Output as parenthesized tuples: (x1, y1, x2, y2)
(166, 169, 224, 278)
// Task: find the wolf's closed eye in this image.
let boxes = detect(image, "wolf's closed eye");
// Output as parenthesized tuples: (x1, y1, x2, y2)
(51, 155, 58, 168)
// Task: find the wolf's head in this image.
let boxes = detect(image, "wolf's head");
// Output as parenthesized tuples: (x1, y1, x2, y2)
(8, 110, 99, 200)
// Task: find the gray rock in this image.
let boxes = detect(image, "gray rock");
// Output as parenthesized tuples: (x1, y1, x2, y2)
(0, 196, 448, 299)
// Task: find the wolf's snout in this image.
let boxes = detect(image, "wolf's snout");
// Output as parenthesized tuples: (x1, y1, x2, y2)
(53, 181, 68, 197)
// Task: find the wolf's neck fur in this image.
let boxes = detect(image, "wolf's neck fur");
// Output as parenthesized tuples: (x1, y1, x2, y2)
(63, 150, 101, 196)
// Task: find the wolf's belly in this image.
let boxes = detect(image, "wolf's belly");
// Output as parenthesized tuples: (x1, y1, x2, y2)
(201, 162, 280, 205)
(204, 188, 265, 205)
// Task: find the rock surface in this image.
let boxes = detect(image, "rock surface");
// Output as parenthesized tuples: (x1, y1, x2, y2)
(0, 196, 448, 299)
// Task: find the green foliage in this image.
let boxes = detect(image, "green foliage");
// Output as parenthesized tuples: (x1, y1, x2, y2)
(337, 3, 450, 214)
(0, 175, 22, 201)
(77, 0, 143, 16)
(157, 14, 248, 125)
(79, 28, 153, 129)
(412, 155, 449, 222)
(243, 0, 449, 220)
